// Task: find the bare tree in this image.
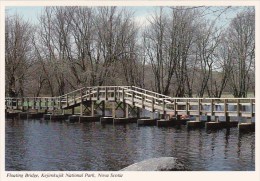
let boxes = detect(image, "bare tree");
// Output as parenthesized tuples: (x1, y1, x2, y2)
(194, 20, 221, 97)
(228, 8, 255, 97)
(6, 6, 254, 98)
(143, 7, 199, 96)
(94, 7, 138, 86)
(5, 14, 34, 97)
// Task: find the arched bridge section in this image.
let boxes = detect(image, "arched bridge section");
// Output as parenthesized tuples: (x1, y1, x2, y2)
(5, 86, 255, 131)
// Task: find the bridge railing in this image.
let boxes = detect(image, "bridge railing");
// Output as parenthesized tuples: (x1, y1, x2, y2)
(162, 98, 255, 117)
(5, 86, 255, 119)
(5, 97, 62, 110)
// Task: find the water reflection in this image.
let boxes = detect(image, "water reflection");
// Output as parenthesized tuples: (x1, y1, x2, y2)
(5, 119, 254, 171)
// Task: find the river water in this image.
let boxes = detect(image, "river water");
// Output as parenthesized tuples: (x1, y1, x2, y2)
(5, 117, 255, 171)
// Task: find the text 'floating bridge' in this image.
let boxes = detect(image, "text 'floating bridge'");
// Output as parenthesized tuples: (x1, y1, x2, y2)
(5, 86, 255, 131)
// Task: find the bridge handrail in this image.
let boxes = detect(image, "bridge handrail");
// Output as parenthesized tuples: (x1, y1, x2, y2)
(160, 97, 255, 100)
(130, 86, 173, 99)
(5, 96, 59, 99)
(5, 86, 255, 117)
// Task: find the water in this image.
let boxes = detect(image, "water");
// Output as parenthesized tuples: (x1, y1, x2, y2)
(5, 118, 255, 171)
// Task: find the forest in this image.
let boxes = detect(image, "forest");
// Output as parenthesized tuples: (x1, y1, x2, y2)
(5, 6, 255, 98)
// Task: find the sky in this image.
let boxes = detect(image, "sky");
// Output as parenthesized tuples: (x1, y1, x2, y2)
(5, 6, 155, 25)
(5, 6, 251, 28)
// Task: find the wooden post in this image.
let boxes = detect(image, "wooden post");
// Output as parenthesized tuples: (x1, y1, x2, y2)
(162, 99, 166, 119)
(72, 107, 75, 115)
(117, 87, 120, 99)
(89, 88, 92, 100)
(66, 94, 69, 107)
(210, 99, 214, 116)
(198, 99, 201, 116)
(151, 112, 154, 119)
(224, 99, 227, 116)
(21, 98, 24, 112)
(52, 98, 55, 114)
(33, 98, 35, 110)
(46, 98, 48, 110)
(174, 99, 177, 117)
(80, 89, 83, 116)
(91, 101, 95, 117)
(105, 87, 108, 100)
(136, 107, 140, 118)
(152, 98, 155, 112)
(132, 91, 135, 106)
(59, 97, 61, 109)
(224, 99, 229, 123)
(114, 87, 117, 101)
(122, 89, 125, 102)
(249, 99, 253, 123)
(102, 101, 105, 117)
(237, 99, 240, 118)
(142, 94, 144, 108)
(16, 98, 19, 110)
(186, 99, 189, 115)
(250, 99, 253, 118)
(112, 102, 116, 118)
(52, 98, 55, 110)
(97, 87, 100, 100)
(39, 98, 42, 110)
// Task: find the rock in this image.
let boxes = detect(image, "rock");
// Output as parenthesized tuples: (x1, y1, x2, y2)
(120, 157, 188, 171)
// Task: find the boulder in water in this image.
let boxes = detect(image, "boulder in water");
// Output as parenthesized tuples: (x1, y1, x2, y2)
(120, 157, 188, 171)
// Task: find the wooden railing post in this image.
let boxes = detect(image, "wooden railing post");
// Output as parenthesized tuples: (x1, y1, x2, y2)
(224, 99, 227, 116)
(210, 99, 214, 116)
(21, 98, 24, 111)
(162, 99, 166, 119)
(52, 98, 55, 111)
(198, 99, 201, 116)
(97, 87, 100, 100)
(80, 89, 83, 116)
(112, 102, 116, 118)
(46, 98, 48, 110)
(33, 98, 35, 109)
(142, 94, 144, 108)
(91, 101, 95, 117)
(105, 87, 108, 100)
(132, 91, 135, 106)
(27, 98, 29, 110)
(117, 87, 120, 99)
(16, 98, 19, 110)
(122, 89, 125, 102)
(152, 98, 155, 112)
(224, 99, 230, 123)
(237, 99, 240, 117)
(186, 99, 189, 115)
(250, 99, 253, 119)
(66, 94, 69, 107)
(39, 98, 42, 110)
(174, 99, 177, 116)
(114, 87, 117, 101)
(89, 88, 92, 100)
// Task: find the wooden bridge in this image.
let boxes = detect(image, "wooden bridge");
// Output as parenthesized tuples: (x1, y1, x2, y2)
(5, 86, 255, 131)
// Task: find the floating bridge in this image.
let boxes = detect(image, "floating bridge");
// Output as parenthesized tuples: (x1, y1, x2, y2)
(5, 86, 255, 132)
